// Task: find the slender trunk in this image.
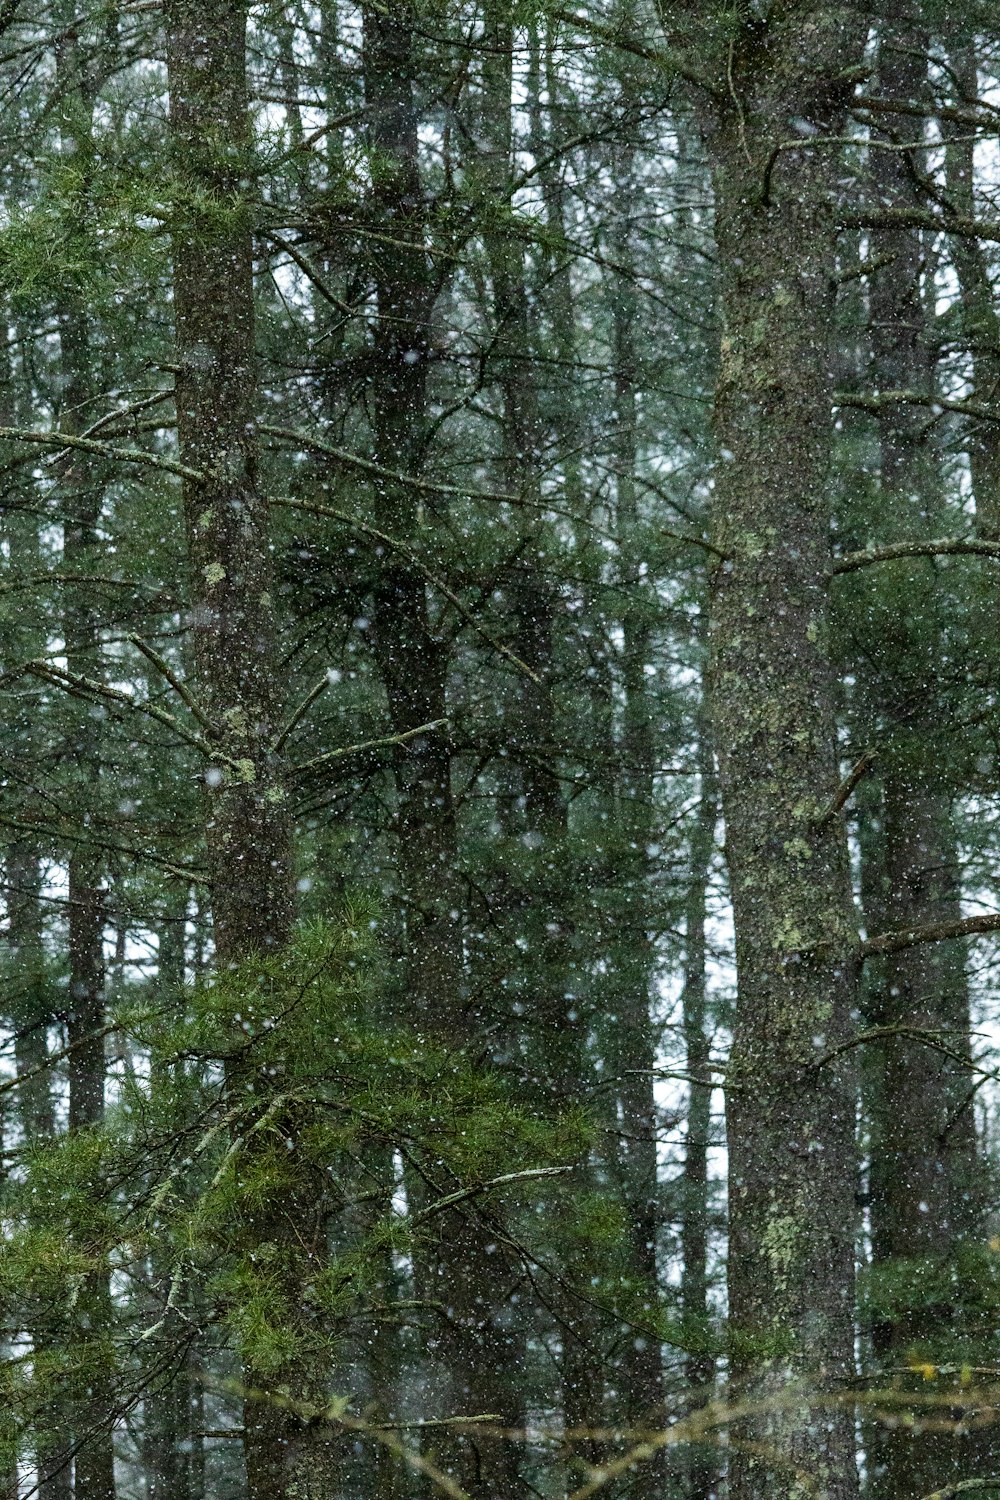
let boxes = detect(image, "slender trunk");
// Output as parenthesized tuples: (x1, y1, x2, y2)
(2, 309, 72, 1500)
(689, 13, 866, 1496)
(145, 901, 196, 1500)
(680, 684, 718, 1500)
(360, 0, 464, 1030)
(609, 131, 667, 1492)
(165, 6, 306, 1498)
(56, 64, 117, 1483)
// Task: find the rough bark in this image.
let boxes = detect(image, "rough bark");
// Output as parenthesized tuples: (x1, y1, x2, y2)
(680, 10, 866, 1496)
(166, 0, 294, 963)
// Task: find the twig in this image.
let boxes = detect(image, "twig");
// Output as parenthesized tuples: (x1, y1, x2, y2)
(290, 718, 449, 783)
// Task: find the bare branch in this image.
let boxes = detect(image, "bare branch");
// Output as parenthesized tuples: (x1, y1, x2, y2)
(266, 231, 356, 316)
(918, 1477, 1000, 1498)
(273, 672, 332, 753)
(839, 207, 1000, 242)
(835, 388, 1000, 423)
(24, 660, 217, 761)
(125, 633, 214, 729)
(409, 1166, 576, 1229)
(262, 424, 517, 504)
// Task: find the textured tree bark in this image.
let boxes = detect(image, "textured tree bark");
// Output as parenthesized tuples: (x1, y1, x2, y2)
(165, 6, 309, 1498)
(690, 11, 866, 1496)
(166, 0, 293, 961)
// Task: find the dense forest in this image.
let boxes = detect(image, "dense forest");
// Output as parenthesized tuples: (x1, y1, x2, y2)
(4, 0, 1000, 1496)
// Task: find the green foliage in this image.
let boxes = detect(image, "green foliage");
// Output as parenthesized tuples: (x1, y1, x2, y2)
(860, 1243, 1000, 1355)
(2, 918, 595, 1417)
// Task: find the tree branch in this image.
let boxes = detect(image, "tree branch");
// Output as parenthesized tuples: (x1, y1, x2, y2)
(24, 660, 217, 761)
(262, 424, 516, 504)
(839, 207, 1000, 242)
(409, 1165, 576, 1229)
(835, 388, 1000, 424)
(861, 912, 1000, 959)
(919, 1478, 1000, 1499)
(0, 425, 202, 482)
(125, 633, 214, 729)
(548, 7, 717, 94)
(290, 719, 449, 783)
(816, 751, 876, 823)
(832, 537, 1000, 576)
(272, 673, 332, 753)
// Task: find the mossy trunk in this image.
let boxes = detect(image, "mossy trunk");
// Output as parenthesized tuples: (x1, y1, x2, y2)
(697, 12, 865, 1496)
(166, 0, 293, 964)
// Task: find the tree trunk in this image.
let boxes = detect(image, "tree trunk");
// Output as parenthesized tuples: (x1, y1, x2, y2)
(680, 684, 719, 1500)
(57, 116, 117, 1495)
(944, 48, 1000, 540)
(165, 6, 305, 1497)
(609, 116, 668, 1494)
(360, 0, 464, 1031)
(690, 13, 866, 1496)
(861, 25, 983, 1495)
